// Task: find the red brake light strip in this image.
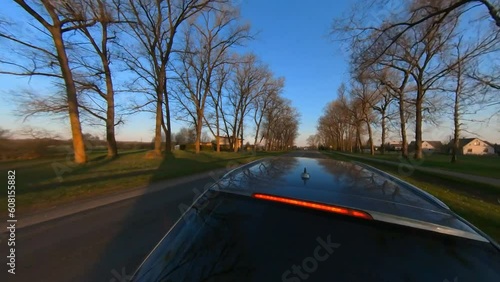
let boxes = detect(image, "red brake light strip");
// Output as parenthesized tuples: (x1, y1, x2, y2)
(253, 193, 373, 220)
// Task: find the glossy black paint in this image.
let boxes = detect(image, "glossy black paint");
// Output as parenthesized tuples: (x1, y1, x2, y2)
(133, 192, 500, 281)
(132, 157, 500, 282)
(215, 157, 474, 232)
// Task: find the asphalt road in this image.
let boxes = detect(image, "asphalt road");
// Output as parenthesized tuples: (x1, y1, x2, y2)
(3, 176, 213, 282)
(2, 150, 325, 282)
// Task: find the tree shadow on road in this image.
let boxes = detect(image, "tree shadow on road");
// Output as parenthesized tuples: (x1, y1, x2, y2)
(84, 150, 238, 282)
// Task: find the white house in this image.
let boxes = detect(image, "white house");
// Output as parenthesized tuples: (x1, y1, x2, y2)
(459, 138, 495, 155)
(409, 141, 443, 152)
(215, 136, 243, 148)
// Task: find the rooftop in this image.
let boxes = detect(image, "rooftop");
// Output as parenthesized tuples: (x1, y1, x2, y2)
(213, 156, 488, 241)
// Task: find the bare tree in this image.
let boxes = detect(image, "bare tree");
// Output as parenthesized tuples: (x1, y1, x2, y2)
(371, 65, 414, 158)
(174, 127, 196, 145)
(0, 0, 99, 163)
(371, 86, 394, 154)
(262, 97, 300, 151)
(375, 11, 457, 159)
(317, 101, 345, 150)
(173, 5, 250, 153)
(445, 33, 499, 162)
(67, 0, 124, 158)
(406, 9, 459, 159)
(450, 39, 466, 163)
(316, 84, 359, 152)
(226, 54, 268, 152)
(207, 60, 233, 152)
(116, 0, 218, 156)
(317, 82, 387, 154)
(337, 24, 410, 155)
(252, 77, 284, 152)
(333, 0, 500, 65)
(336, 89, 365, 153)
(18, 126, 62, 140)
(333, 0, 500, 159)
(306, 134, 320, 149)
(350, 77, 379, 155)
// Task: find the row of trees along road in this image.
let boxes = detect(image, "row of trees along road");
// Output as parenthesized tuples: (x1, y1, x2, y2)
(0, 0, 299, 163)
(314, 0, 499, 162)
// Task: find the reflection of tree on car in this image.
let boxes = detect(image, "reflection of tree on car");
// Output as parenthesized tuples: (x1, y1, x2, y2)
(132, 156, 500, 282)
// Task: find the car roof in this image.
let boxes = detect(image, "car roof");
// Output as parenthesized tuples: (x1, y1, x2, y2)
(213, 156, 490, 242)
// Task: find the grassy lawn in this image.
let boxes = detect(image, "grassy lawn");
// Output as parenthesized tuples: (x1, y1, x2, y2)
(324, 152, 500, 242)
(347, 151, 500, 179)
(1, 149, 283, 212)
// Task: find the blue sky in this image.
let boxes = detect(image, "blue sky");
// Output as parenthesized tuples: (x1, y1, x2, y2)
(0, 0, 350, 145)
(1, 0, 498, 145)
(236, 0, 351, 145)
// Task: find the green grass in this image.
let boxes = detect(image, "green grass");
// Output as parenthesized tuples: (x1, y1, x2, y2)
(347, 152, 500, 179)
(1, 149, 283, 212)
(324, 151, 500, 242)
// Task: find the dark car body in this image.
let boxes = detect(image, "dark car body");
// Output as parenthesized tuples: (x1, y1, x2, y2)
(132, 157, 500, 281)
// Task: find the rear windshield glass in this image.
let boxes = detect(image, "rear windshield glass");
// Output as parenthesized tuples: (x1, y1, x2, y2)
(134, 191, 500, 282)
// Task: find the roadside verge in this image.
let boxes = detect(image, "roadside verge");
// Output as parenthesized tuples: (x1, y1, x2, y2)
(3, 168, 228, 229)
(323, 151, 500, 242)
(335, 152, 500, 187)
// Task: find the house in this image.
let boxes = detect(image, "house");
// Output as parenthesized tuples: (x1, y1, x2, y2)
(409, 141, 443, 153)
(457, 138, 495, 155)
(387, 141, 403, 151)
(214, 136, 243, 148)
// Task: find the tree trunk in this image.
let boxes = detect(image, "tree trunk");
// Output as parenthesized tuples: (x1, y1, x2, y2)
(451, 65, 462, 163)
(253, 123, 261, 153)
(233, 134, 239, 152)
(355, 125, 362, 153)
(336, 134, 341, 151)
(154, 95, 163, 154)
(161, 118, 168, 151)
(452, 101, 460, 163)
(164, 29, 176, 154)
(366, 121, 374, 155)
(93, 6, 118, 159)
(347, 128, 351, 152)
(234, 110, 244, 152)
(52, 28, 87, 164)
(195, 109, 203, 154)
(102, 46, 117, 158)
(153, 62, 167, 155)
(414, 97, 423, 160)
(165, 92, 172, 152)
(339, 129, 343, 151)
(105, 78, 117, 158)
(398, 100, 409, 159)
(214, 99, 221, 153)
(240, 119, 244, 152)
(232, 115, 239, 152)
(264, 126, 271, 151)
(380, 109, 386, 155)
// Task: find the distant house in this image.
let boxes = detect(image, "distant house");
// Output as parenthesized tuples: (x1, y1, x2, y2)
(215, 136, 243, 148)
(388, 141, 403, 151)
(409, 140, 443, 153)
(456, 138, 495, 155)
